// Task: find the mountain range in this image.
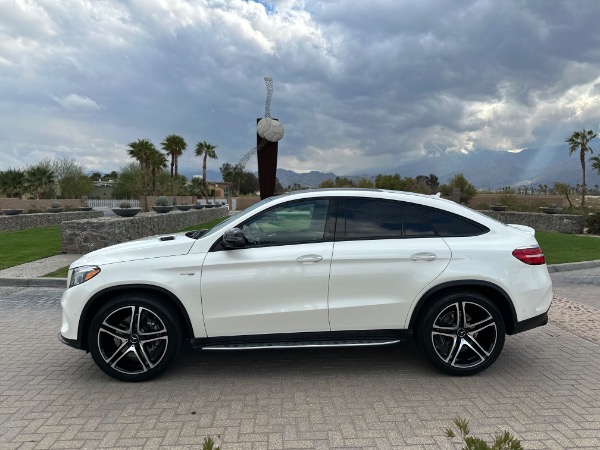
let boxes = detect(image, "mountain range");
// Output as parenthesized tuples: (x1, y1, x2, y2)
(183, 145, 600, 190)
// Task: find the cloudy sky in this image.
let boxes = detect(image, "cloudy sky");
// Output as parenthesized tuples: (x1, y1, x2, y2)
(1, 0, 600, 177)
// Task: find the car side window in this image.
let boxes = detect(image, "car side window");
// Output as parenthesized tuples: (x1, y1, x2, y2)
(240, 199, 330, 247)
(341, 198, 438, 240)
(422, 206, 489, 237)
(403, 203, 436, 237)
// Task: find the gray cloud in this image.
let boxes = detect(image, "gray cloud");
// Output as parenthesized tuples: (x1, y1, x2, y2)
(1, 0, 599, 177)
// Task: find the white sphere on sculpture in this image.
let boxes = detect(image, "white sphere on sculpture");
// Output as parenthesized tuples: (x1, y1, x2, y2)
(257, 118, 285, 142)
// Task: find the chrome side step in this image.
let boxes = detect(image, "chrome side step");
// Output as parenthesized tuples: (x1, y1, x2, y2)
(198, 339, 402, 351)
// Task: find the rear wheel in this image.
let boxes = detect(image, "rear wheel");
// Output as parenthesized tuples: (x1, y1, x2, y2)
(88, 294, 182, 382)
(416, 291, 505, 376)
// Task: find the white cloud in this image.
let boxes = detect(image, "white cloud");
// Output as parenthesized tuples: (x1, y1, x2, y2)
(51, 94, 101, 112)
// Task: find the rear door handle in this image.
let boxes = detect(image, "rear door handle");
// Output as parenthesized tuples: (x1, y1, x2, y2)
(296, 254, 323, 263)
(410, 252, 437, 261)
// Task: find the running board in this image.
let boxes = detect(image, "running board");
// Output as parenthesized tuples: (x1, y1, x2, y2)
(194, 339, 403, 351)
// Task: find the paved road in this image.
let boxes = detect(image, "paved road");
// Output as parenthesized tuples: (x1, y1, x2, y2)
(0, 273, 599, 449)
(551, 267, 600, 310)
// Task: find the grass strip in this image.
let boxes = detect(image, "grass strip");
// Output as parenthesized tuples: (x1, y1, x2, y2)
(535, 231, 600, 265)
(0, 226, 61, 270)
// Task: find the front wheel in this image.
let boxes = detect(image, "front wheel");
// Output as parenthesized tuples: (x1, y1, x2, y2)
(88, 294, 182, 382)
(415, 291, 505, 376)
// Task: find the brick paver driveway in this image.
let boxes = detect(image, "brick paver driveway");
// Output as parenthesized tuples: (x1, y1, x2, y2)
(1, 281, 599, 449)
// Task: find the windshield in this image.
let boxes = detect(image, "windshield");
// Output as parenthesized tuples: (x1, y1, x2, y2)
(200, 196, 278, 238)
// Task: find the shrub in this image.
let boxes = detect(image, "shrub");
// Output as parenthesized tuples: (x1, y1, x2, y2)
(445, 417, 523, 450)
(119, 201, 131, 208)
(155, 196, 168, 207)
(51, 201, 61, 208)
(587, 213, 600, 234)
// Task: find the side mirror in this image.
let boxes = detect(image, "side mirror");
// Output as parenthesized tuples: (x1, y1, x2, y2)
(222, 228, 246, 249)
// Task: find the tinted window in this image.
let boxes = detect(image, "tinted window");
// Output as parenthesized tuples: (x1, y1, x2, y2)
(241, 199, 330, 246)
(423, 206, 488, 237)
(403, 204, 436, 237)
(344, 198, 403, 239)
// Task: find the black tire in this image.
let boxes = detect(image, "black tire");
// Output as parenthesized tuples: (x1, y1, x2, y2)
(415, 291, 505, 376)
(88, 294, 182, 382)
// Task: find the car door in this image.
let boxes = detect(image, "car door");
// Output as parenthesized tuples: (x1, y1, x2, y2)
(201, 198, 336, 337)
(328, 198, 452, 331)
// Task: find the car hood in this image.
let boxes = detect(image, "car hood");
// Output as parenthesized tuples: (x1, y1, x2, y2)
(71, 232, 196, 268)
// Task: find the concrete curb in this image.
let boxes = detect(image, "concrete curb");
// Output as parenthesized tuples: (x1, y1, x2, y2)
(1, 260, 599, 288)
(546, 260, 600, 273)
(0, 277, 67, 288)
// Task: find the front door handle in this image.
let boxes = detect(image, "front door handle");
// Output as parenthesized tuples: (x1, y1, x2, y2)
(410, 252, 437, 262)
(296, 254, 323, 263)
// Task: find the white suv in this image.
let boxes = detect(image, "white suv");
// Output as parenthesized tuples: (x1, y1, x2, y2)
(59, 189, 553, 381)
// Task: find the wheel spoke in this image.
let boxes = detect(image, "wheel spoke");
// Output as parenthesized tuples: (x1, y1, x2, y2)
(102, 306, 135, 334)
(433, 302, 460, 331)
(98, 324, 129, 341)
(443, 336, 461, 365)
(111, 345, 149, 372)
(101, 339, 129, 365)
(459, 338, 487, 363)
(469, 319, 496, 335)
(432, 331, 456, 339)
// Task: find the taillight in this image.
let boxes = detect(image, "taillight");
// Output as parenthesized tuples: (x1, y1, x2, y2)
(512, 246, 545, 265)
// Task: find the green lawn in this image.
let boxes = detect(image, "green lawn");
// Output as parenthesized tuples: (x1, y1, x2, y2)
(535, 231, 600, 265)
(0, 226, 61, 270)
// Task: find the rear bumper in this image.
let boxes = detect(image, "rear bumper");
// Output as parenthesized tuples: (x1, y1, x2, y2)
(511, 310, 549, 335)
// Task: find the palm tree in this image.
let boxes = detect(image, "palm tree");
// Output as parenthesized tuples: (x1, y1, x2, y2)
(24, 165, 55, 199)
(147, 149, 168, 195)
(161, 134, 187, 202)
(127, 139, 156, 210)
(591, 155, 600, 176)
(0, 169, 26, 198)
(195, 141, 218, 202)
(567, 128, 597, 208)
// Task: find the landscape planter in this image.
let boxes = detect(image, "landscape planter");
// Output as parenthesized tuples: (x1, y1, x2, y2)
(152, 206, 174, 214)
(111, 207, 142, 217)
(175, 205, 193, 211)
(47, 208, 63, 213)
(490, 205, 508, 211)
(540, 207, 562, 214)
(78, 207, 93, 211)
(193, 204, 206, 210)
(2, 209, 24, 216)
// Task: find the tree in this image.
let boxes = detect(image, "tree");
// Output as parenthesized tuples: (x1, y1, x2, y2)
(567, 128, 597, 208)
(318, 177, 354, 188)
(24, 161, 56, 199)
(439, 173, 477, 204)
(591, 155, 600, 176)
(127, 139, 156, 209)
(239, 172, 259, 195)
(161, 134, 187, 201)
(0, 168, 26, 198)
(554, 182, 573, 208)
(52, 157, 93, 198)
(90, 172, 102, 181)
(147, 149, 168, 195)
(220, 163, 244, 196)
(195, 141, 218, 202)
(101, 171, 119, 181)
(112, 163, 142, 199)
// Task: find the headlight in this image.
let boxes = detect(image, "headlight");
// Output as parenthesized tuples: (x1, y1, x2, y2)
(69, 266, 101, 288)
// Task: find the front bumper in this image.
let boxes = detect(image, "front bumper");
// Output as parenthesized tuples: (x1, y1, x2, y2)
(58, 332, 83, 350)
